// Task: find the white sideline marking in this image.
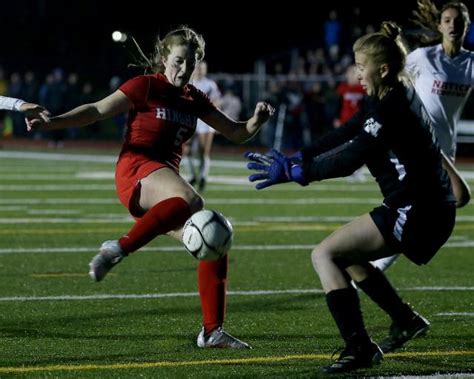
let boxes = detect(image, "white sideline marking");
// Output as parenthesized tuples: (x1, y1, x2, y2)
(435, 312, 474, 316)
(0, 241, 473, 254)
(0, 287, 473, 302)
(0, 151, 244, 168)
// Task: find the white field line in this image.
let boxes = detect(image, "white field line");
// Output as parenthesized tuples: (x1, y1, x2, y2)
(1, 210, 474, 223)
(0, 240, 473, 254)
(0, 178, 472, 193)
(0, 151, 243, 168)
(1, 287, 473, 302)
(0, 197, 383, 204)
(1, 214, 474, 223)
(0, 184, 116, 191)
(0, 151, 118, 163)
(0, 174, 384, 192)
(0, 174, 112, 180)
(0, 198, 119, 204)
(255, 215, 474, 222)
(27, 209, 82, 215)
(1, 149, 473, 179)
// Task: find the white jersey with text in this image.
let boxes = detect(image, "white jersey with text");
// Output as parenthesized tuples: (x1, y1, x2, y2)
(406, 44, 474, 160)
(192, 77, 221, 134)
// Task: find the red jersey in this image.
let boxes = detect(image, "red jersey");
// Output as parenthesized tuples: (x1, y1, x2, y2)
(336, 82, 365, 124)
(119, 73, 216, 170)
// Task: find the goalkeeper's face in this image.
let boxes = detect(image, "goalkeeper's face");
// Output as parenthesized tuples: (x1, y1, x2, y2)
(354, 52, 382, 97)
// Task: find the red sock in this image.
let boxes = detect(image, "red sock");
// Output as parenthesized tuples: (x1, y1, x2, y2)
(119, 197, 191, 253)
(198, 254, 228, 334)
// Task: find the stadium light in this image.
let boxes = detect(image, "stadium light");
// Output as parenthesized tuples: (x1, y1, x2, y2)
(112, 31, 128, 43)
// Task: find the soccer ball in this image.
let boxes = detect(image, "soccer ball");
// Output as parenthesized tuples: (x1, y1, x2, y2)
(182, 210, 233, 261)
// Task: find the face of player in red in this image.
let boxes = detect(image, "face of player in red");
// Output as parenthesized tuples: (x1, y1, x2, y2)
(163, 44, 198, 88)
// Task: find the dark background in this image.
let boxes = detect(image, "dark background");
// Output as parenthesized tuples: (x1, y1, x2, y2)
(0, 0, 473, 84)
(0, 1, 417, 78)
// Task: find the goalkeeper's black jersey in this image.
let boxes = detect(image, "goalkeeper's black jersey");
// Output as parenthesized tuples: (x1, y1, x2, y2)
(301, 82, 455, 207)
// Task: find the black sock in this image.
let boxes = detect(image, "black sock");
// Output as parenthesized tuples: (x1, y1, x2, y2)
(326, 287, 371, 346)
(356, 266, 414, 325)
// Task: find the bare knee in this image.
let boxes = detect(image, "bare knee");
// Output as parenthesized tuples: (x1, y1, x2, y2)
(311, 245, 331, 273)
(187, 193, 204, 214)
(346, 264, 372, 282)
(456, 186, 471, 208)
(448, 170, 471, 208)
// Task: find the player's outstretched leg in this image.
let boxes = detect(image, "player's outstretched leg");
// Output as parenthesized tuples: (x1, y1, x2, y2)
(89, 197, 192, 282)
(89, 240, 126, 282)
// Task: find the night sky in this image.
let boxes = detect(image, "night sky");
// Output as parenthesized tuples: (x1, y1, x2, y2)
(0, 0, 471, 84)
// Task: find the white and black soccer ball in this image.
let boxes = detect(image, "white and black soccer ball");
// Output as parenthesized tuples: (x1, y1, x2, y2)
(182, 210, 233, 261)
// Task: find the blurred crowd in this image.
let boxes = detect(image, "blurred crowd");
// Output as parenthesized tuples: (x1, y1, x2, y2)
(0, 66, 126, 147)
(1, 7, 474, 150)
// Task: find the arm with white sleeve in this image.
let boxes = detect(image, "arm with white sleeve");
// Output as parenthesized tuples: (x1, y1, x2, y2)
(0, 96, 26, 111)
(0, 96, 51, 127)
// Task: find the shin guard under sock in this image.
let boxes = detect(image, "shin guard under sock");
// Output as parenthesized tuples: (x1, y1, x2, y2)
(356, 266, 414, 324)
(198, 254, 229, 334)
(326, 287, 371, 345)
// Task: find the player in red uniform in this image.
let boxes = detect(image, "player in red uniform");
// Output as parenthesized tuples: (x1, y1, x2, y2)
(27, 26, 274, 349)
(333, 65, 366, 128)
(334, 65, 367, 182)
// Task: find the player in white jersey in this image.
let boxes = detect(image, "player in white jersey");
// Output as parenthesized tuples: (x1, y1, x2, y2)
(0, 96, 49, 142)
(0, 95, 49, 119)
(183, 61, 221, 191)
(374, 0, 472, 271)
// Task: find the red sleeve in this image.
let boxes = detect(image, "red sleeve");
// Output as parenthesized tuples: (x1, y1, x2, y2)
(336, 83, 345, 97)
(119, 76, 150, 109)
(189, 85, 217, 118)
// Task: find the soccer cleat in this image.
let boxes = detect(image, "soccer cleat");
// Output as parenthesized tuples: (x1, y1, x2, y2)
(322, 341, 383, 373)
(379, 312, 430, 353)
(88, 240, 125, 282)
(197, 327, 251, 349)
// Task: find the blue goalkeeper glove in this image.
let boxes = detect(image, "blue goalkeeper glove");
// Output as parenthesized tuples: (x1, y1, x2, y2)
(245, 149, 307, 190)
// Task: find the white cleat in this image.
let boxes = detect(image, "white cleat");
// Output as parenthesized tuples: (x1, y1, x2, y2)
(197, 327, 251, 349)
(88, 240, 125, 282)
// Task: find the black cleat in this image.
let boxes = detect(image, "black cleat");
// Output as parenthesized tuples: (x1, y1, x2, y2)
(379, 312, 430, 353)
(322, 341, 383, 373)
(198, 178, 207, 192)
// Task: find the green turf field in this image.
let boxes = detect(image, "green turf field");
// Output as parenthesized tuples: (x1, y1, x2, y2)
(0, 150, 472, 377)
